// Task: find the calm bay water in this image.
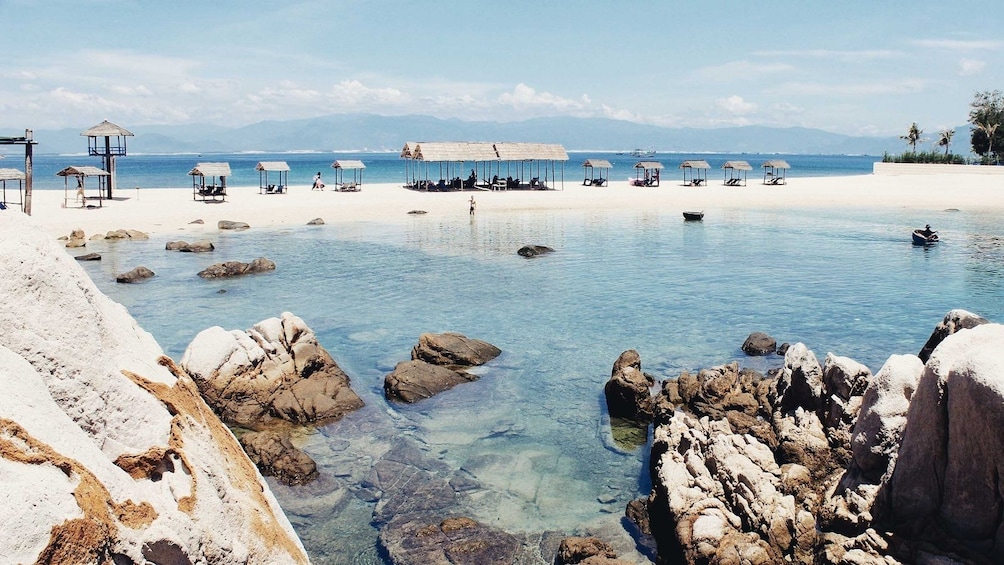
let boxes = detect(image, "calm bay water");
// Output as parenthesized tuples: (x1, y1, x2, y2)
(18, 151, 877, 191)
(77, 199, 1004, 563)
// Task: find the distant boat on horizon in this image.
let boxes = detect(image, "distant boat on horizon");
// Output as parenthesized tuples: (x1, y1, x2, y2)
(630, 148, 655, 158)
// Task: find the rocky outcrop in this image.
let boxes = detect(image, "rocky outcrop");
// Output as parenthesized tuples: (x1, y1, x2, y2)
(917, 308, 988, 362)
(604, 350, 654, 423)
(197, 257, 275, 278)
(306, 217, 324, 225)
(384, 360, 477, 403)
(115, 265, 155, 283)
(889, 323, 1004, 554)
(649, 316, 1004, 564)
(180, 312, 364, 427)
(517, 244, 555, 257)
(741, 331, 776, 355)
(239, 430, 318, 486)
(166, 239, 215, 252)
(65, 228, 87, 247)
(218, 220, 250, 230)
(0, 213, 308, 564)
(384, 333, 501, 403)
(411, 332, 501, 367)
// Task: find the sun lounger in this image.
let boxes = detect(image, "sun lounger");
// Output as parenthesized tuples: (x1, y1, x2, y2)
(340, 182, 360, 192)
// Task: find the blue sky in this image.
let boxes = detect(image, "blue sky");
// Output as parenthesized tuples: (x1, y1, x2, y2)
(2, 0, 1002, 138)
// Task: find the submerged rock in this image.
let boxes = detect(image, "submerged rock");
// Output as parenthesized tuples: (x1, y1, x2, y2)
(74, 252, 101, 261)
(239, 430, 318, 486)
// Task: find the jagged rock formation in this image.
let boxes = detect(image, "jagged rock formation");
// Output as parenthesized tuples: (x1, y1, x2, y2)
(0, 213, 308, 564)
(645, 310, 1004, 564)
(180, 312, 364, 427)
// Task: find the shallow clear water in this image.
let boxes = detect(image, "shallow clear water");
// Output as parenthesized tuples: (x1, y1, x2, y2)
(81, 205, 1004, 563)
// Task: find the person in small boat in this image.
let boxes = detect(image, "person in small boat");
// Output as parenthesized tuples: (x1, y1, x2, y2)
(921, 224, 936, 237)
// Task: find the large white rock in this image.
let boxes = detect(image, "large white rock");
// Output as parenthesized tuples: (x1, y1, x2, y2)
(0, 213, 309, 563)
(889, 323, 1004, 550)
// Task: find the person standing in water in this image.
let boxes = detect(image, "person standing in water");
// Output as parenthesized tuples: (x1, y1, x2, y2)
(469, 195, 476, 215)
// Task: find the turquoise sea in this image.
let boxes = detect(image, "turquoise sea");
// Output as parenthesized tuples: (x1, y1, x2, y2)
(74, 164, 1004, 563)
(18, 151, 877, 191)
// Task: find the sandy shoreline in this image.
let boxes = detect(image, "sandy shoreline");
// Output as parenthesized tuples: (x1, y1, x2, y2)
(17, 173, 1004, 238)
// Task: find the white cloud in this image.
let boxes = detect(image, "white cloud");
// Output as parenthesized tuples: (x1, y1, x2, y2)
(912, 39, 1004, 51)
(497, 83, 590, 114)
(108, 85, 153, 97)
(716, 95, 757, 115)
(328, 80, 405, 106)
(752, 49, 901, 61)
(775, 79, 925, 97)
(958, 58, 985, 76)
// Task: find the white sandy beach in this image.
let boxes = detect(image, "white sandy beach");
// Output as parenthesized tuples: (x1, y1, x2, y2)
(19, 172, 1004, 238)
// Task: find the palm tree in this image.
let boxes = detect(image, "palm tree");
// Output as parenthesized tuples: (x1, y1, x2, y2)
(900, 122, 924, 154)
(975, 121, 999, 163)
(937, 129, 954, 157)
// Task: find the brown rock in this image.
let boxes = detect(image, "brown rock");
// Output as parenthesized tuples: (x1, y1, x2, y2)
(742, 331, 777, 355)
(411, 332, 501, 367)
(384, 359, 477, 403)
(115, 266, 155, 283)
(180, 312, 364, 427)
(239, 431, 318, 486)
(557, 536, 615, 564)
(917, 309, 988, 363)
(197, 257, 275, 278)
(604, 349, 654, 423)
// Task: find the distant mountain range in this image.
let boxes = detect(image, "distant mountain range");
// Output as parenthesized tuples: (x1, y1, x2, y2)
(14, 114, 972, 156)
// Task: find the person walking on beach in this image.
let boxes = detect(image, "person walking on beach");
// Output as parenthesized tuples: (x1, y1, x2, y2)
(469, 195, 476, 215)
(313, 171, 325, 191)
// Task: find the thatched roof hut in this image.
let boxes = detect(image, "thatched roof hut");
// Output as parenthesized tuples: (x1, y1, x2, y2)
(582, 159, 612, 186)
(255, 162, 289, 194)
(722, 160, 752, 186)
(56, 165, 110, 208)
(762, 160, 790, 185)
(680, 160, 711, 186)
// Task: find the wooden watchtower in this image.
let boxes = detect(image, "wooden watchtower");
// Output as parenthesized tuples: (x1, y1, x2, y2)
(81, 120, 133, 199)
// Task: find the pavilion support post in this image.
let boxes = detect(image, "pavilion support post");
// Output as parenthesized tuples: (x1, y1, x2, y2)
(24, 129, 33, 216)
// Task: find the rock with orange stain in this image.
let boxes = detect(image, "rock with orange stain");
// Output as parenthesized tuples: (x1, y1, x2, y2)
(0, 213, 309, 564)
